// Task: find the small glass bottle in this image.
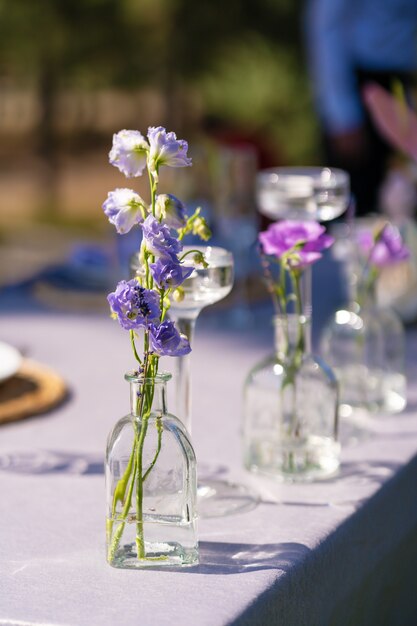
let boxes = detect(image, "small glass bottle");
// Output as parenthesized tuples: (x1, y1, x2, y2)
(374, 305, 406, 412)
(321, 264, 406, 414)
(106, 372, 198, 569)
(243, 314, 340, 481)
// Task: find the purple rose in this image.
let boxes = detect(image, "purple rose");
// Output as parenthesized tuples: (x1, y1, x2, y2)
(149, 320, 191, 357)
(358, 224, 409, 267)
(108, 280, 160, 330)
(102, 188, 147, 234)
(155, 194, 187, 229)
(142, 215, 182, 259)
(147, 126, 192, 178)
(258, 220, 334, 268)
(109, 130, 149, 178)
(150, 257, 194, 289)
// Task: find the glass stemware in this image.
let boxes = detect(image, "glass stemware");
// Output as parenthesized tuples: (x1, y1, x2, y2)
(168, 245, 234, 433)
(168, 245, 258, 517)
(256, 166, 350, 222)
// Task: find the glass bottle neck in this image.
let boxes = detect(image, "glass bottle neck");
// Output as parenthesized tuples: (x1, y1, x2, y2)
(273, 314, 311, 362)
(128, 378, 168, 416)
(277, 265, 312, 318)
(345, 259, 377, 310)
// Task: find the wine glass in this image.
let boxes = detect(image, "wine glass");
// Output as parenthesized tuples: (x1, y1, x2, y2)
(167, 245, 233, 432)
(168, 245, 258, 517)
(256, 166, 349, 222)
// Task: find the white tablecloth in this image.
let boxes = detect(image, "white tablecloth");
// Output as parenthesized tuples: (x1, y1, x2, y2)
(1, 314, 417, 626)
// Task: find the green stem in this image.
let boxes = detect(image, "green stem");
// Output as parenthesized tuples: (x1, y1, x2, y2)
(142, 417, 163, 483)
(135, 412, 150, 559)
(107, 452, 138, 562)
(133, 338, 152, 559)
(111, 438, 137, 515)
(178, 249, 205, 263)
(149, 170, 157, 217)
(280, 260, 288, 317)
(130, 331, 142, 365)
(292, 272, 305, 366)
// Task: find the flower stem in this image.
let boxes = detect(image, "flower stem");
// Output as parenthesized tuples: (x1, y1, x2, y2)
(107, 452, 138, 562)
(292, 272, 305, 365)
(149, 170, 157, 217)
(135, 412, 149, 559)
(142, 416, 163, 483)
(130, 331, 142, 365)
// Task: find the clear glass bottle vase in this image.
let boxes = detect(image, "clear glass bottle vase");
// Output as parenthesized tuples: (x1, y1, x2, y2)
(320, 279, 406, 414)
(106, 372, 198, 568)
(243, 314, 340, 481)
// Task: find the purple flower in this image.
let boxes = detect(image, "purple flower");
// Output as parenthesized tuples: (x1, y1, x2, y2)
(149, 320, 191, 357)
(108, 280, 160, 330)
(150, 257, 194, 289)
(147, 126, 192, 178)
(103, 188, 147, 234)
(358, 224, 409, 267)
(258, 220, 334, 268)
(142, 215, 182, 259)
(109, 130, 149, 178)
(155, 194, 187, 229)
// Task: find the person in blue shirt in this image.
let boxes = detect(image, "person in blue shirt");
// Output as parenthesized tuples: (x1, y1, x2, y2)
(305, 0, 417, 216)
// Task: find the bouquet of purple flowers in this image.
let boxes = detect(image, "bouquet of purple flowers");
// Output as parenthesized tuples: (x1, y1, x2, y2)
(103, 127, 210, 561)
(105, 127, 211, 362)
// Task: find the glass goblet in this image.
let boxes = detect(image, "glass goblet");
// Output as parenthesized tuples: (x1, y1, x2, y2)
(132, 245, 258, 518)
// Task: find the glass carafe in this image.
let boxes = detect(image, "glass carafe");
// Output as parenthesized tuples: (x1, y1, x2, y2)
(106, 372, 198, 568)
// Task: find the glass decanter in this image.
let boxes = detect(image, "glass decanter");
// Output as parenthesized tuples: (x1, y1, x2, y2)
(244, 313, 340, 481)
(106, 372, 198, 569)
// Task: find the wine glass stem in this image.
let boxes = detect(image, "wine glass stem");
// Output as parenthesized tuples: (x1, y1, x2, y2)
(173, 315, 198, 434)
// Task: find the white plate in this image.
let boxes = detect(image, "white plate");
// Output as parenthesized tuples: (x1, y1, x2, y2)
(0, 341, 22, 383)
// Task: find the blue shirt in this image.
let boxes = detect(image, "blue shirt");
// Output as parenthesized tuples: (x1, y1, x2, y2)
(305, 0, 417, 132)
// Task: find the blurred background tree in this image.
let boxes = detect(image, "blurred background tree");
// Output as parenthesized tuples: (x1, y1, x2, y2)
(0, 0, 317, 221)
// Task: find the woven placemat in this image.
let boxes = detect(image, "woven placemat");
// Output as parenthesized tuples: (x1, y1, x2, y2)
(0, 359, 68, 424)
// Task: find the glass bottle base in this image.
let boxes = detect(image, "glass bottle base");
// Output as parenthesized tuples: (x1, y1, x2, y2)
(245, 435, 340, 482)
(381, 373, 407, 413)
(108, 541, 198, 569)
(336, 367, 407, 414)
(106, 515, 198, 569)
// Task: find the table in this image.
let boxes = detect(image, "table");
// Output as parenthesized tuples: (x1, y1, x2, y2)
(1, 314, 417, 626)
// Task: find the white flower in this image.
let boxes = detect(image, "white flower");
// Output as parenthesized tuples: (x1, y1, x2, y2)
(102, 188, 147, 234)
(147, 126, 192, 180)
(109, 130, 149, 178)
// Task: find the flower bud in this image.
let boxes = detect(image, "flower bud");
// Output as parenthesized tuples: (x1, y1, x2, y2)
(172, 287, 185, 303)
(193, 252, 208, 268)
(155, 194, 187, 229)
(192, 216, 211, 241)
